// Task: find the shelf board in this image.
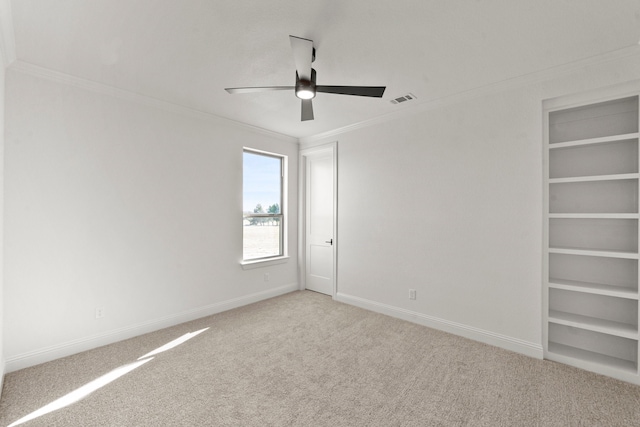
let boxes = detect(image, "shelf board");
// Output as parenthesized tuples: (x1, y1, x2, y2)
(547, 342, 638, 374)
(548, 173, 639, 184)
(548, 213, 639, 219)
(548, 247, 639, 259)
(548, 310, 638, 339)
(548, 279, 638, 300)
(548, 133, 640, 149)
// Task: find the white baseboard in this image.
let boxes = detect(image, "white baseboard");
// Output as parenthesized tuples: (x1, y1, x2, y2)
(6, 283, 298, 373)
(0, 355, 5, 400)
(335, 292, 543, 359)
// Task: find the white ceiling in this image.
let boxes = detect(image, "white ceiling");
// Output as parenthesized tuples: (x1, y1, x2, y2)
(7, 0, 640, 138)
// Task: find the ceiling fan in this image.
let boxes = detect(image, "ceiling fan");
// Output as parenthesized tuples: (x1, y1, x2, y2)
(225, 35, 386, 121)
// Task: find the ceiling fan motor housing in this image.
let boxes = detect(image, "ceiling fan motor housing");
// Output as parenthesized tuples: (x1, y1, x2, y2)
(296, 69, 317, 99)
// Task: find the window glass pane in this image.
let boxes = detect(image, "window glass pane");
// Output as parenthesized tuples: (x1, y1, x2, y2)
(243, 151, 283, 261)
(243, 152, 281, 213)
(243, 217, 281, 260)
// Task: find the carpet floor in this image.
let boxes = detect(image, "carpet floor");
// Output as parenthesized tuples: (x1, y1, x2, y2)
(1, 290, 640, 426)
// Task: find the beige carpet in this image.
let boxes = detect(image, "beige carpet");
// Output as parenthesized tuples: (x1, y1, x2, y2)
(1, 290, 640, 426)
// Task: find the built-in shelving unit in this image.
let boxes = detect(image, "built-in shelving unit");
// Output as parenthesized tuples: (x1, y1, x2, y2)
(544, 90, 640, 384)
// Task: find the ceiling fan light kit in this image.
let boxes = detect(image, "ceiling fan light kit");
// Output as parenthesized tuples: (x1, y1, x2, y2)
(225, 35, 386, 121)
(295, 69, 316, 100)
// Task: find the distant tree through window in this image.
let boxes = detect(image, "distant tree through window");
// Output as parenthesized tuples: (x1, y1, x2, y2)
(243, 149, 285, 261)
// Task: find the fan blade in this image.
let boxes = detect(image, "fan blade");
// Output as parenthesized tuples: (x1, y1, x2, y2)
(225, 86, 294, 94)
(301, 99, 314, 121)
(316, 86, 386, 97)
(289, 35, 314, 81)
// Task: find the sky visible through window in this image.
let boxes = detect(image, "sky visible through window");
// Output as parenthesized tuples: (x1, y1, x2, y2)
(243, 151, 281, 213)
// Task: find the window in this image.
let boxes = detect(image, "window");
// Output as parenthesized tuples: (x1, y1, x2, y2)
(243, 149, 286, 261)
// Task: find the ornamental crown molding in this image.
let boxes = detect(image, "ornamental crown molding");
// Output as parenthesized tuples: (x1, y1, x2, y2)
(10, 60, 298, 144)
(300, 44, 640, 144)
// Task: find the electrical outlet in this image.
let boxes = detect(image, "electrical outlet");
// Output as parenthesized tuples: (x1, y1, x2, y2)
(264, 273, 270, 282)
(409, 289, 416, 300)
(95, 307, 105, 319)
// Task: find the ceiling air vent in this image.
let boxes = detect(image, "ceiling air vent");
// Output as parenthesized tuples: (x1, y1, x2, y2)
(390, 93, 417, 105)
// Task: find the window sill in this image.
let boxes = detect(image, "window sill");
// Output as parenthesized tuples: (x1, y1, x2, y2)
(240, 256, 290, 270)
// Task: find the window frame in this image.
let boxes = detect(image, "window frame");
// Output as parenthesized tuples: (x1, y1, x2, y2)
(241, 148, 287, 264)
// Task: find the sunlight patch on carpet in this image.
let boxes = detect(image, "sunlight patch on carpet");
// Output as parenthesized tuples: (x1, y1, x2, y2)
(137, 327, 209, 360)
(8, 327, 210, 426)
(7, 358, 154, 427)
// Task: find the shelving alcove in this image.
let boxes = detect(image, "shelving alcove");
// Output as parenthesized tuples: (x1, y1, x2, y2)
(543, 82, 640, 385)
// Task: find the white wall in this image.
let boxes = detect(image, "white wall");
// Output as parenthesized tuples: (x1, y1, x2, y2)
(4, 69, 299, 371)
(0, 35, 6, 392)
(303, 52, 640, 357)
(4, 46, 639, 374)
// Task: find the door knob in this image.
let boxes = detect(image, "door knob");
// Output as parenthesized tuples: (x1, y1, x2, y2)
(325, 238, 333, 245)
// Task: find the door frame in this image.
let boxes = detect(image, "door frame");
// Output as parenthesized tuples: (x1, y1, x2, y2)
(298, 141, 338, 298)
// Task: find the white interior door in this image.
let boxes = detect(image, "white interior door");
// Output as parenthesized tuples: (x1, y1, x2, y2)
(304, 145, 336, 296)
